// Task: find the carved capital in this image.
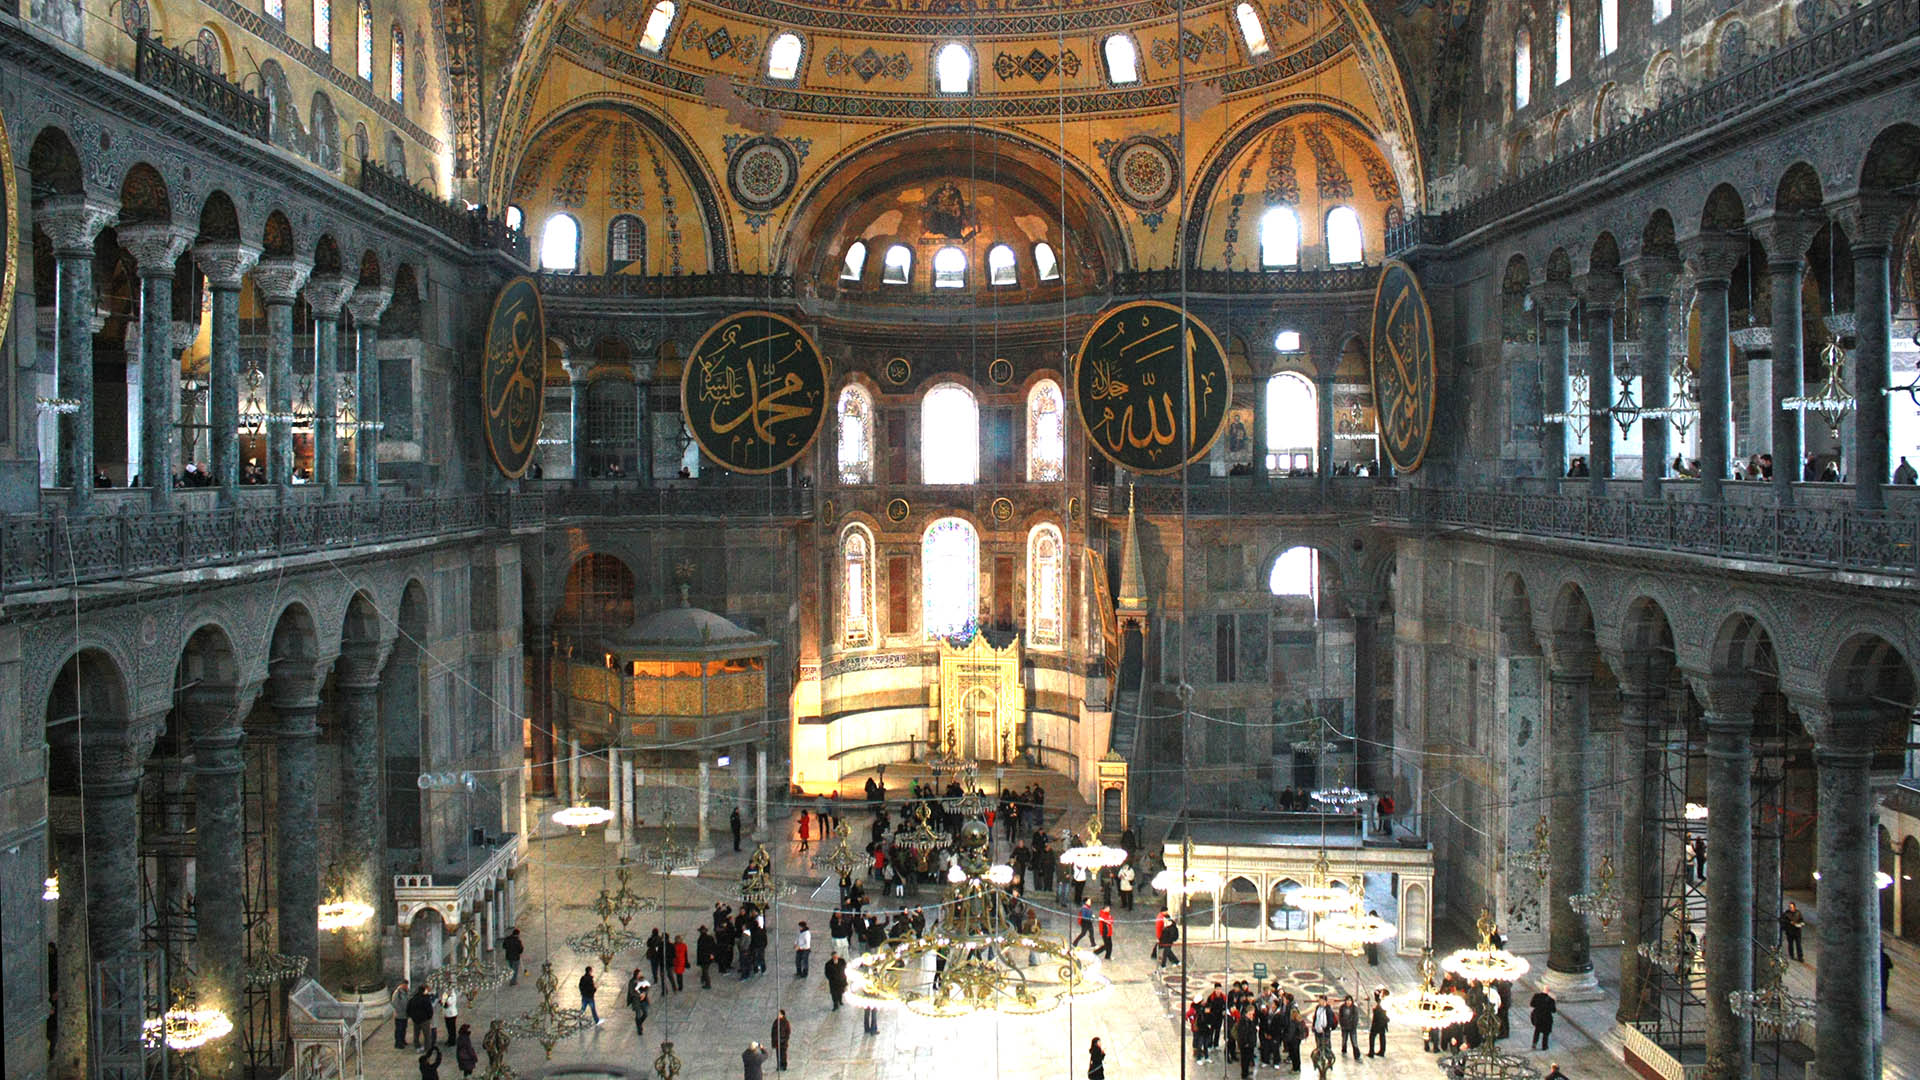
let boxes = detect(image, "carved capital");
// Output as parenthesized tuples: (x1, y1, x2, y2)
(1827, 192, 1908, 253)
(1748, 211, 1825, 269)
(171, 320, 199, 352)
(193, 242, 263, 290)
(1687, 673, 1760, 727)
(37, 195, 119, 257)
(1611, 648, 1674, 697)
(50, 723, 155, 794)
(303, 274, 357, 319)
(1546, 633, 1597, 680)
(1680, 230, 1747, 284)
(116, 222, 197, 278)
(1577, 268, 1623, 312)
(565, 358, 594, 383)
(1624, 254, 1682, 301)
(253, 257, 315, 305)
(1533, 279, 1576, 322)
(628, 359, 655, 384)
(346, 286, 393, 324)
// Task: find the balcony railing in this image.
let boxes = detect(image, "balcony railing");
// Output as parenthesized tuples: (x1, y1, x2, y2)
(1090, 476, 1382, 517)
(134, 31, 268, 142)
(357, 159, 527, 260)
(534, 271, 796, 300)
(1111, 265, 1380, 296)
(1374, 486, 1920, 577)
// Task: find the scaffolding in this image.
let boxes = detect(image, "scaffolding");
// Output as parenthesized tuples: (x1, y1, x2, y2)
(242, 735, 286, 1079)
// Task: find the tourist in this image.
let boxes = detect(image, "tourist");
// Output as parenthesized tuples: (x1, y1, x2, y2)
(742, 1041, 768, 1080)
(1233, 1009, 1256, 1078)
(1311, 995, 1335, 1055)
(798, 811, 811, 853)
(770, 1009, 792, 1072)
(406, 984, 435, 1048)
(1088, 1036, 1106, 1080)
(671, 934, 688, 991)
(579, 966, 600, 1023)
(1073, 900, 1096, 946)
(439, 986, 459, 1046)
(1779, 902, 1805, 961)
(1544, 1065, 1568, 1080)
(454, 1024, 476, 1077)
(1096, 905, 1114, 958)
(417, 1044, 443, 1080)
(1364, 909, 1384, 965)
(391, 980, 411, 1049)
(627, 968, 650, 1037)
(1158, 916, 1180, 967)
(1690, 836, 1707, 882)
(1282, 1005, 1305, 1071)
(1117, 861, 1135, 909)
(732, 806, 743, 852)
(647, 928, 667, 987)
(502, 927, 524, 985)
(697, 925, 717, 987)
(862, 1002, 880, 1035)
(794, 920, 812, 977)
(1338, 995, 1361, 1059)
(1368, 988, 1389, 1056)
(1898, 456, 1918, 484)
(1529, 986, 1556, 1049)
(824, 952, 847, 1009)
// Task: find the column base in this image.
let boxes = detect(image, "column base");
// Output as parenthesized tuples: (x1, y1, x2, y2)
(1542, 967, 1605, 1002)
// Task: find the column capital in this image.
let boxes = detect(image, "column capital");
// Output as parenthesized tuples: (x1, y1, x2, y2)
(1546, 634, 1597, 679)
(1827, 192, 1909, 252)
(1623, 254, 1682, 299)
(1748, 211, 1825, 268)
(193, 242, 263, 290)
(171, 320, 199, 352)
(1680, 230, 1747, 284)
(1533, 279, 1576, 322)
(37, 194, 119, 256)
(346, 286, 393, 324)
(1687, 673, 1760, 726)
(628, 359, 655, 384)
(1609, 649, 1674, 699)
(50, 723, 154, 794)
(1576, 268, 1623, 312)
(1795, 697, 1906, 755)
(253, 256, 315, 305)
(565, 358, 594, 383)
(116, 222, 197, 277)
(336, 644, 387, 689)
(303, 274, 357, 318)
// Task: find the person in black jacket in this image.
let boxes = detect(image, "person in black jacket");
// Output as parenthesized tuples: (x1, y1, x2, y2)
(405, 986, 436, 1049)
(1087, 1037, 1106, 1080)
(1368, 989, 1389, 1057)
(697, 926, 718, 987)
(502, 928, 525, 985)
(1338, 996, 1361, 1059)
(824, 953, 848, 1010)
(454, 1024, 477, 1077)
(1530, 987, 1556, 1049)
(1157, 919, 1180, 967)
(770, 1009, 792, 1072)
(417, 1045, 442, 1080)
(579, 967, 600, 1024)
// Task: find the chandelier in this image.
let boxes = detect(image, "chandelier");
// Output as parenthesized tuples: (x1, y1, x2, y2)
(940, 763, 993, 822)
(553, 802, 615, 833)
(142, 982, 234, 1052)
(654, 1039, 684, 1080)
(506, 962, 593, 1059)
(1058, 814, 1129, 872)
(1438, 1005, 1542, 1079)
(812, 820, 865, 880)
(846, 818, 1105, 1017)
(1608, 363, 1641, 439)
(335, 377, 359, 440)
(244, 951, 310, 987)
(291, 374, 316, 430)
(36, 394, 81, 415)
(1729, 950, 1816, 1039)
(1309, 785, 1369, 808)
(43, 874, 58, 901)
(1635, 915, 1698, 974)
(1290, 733, 1338, 757)
(236, 362, 272, 433)
(1514, 818, 1552, 887)
(893, 801, 948, 860)
(1543, 372, 1592, 441)
(1643, 354, 1700, 434)
(1440, 908, 1530, 984)
(316, 862, 374, 932)
(1283, 850, 1355, 915)
(427, 924, 512, 1002)
(480, 1019, 517, 1080)
(592, 858, 659, 926)
(923, 726, 967, 776)
(1384, 950, 1475, 1030)
(567, 910, 647, 972)
(637, 812, 702, 874)
(1568, 853, 1622, 932)
(1315, 893, 1397, 952)
(740, 843, 794, 909)
(1782, 341, 1857, 438)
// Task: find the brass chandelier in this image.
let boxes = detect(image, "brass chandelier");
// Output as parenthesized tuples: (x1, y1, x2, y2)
(427, 923, 512, 1002)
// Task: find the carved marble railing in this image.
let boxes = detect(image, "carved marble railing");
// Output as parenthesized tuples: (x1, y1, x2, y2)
(1112, 265, 1380, 296)
(1090, 476, 1382, 517)
(501, 484, 815, 525)
(1374, 485, 1920, 577)
(535, 270, 796, 300)
(357, 159, 527, 260)
(133, 31, 268, 142)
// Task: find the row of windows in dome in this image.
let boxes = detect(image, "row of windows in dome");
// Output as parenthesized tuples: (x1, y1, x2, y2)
(624, 0, 1277, 90)
(254, 0, 406, 102)
(840, 241, 1060, 289)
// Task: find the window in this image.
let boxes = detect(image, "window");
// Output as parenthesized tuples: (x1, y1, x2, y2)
(933, 246, 966, 289)
(922, 517, 979, 641)
(767, 33, 803, 80)
(1234, 2, 1269, 57)
(266, 0, 283, 22)
(1274, 329, 1301, 353)
(390, 24, 404, 102)
(637, 1, 675, 52)
(1269, 545, 1320, 617)
(1599, 0, 1618, 56)
(1260, 206, 1300, 268)
(540, 214, 581, 272)
(1027, 524, 1064, 648)
(882, 244, 912, 285)
(1026, 379, 1065, 481)
(505, 204, 524, 232)
(1034, 242, 1060, 282)
(1652, 0, 1671, 21)
(1325, 206, 1363, 265)
(1554, 3, 1571, 85)
(841, 241, 867, 282)
(837, 384, 873, 484)
(383, 132, 406, 177)
(988, 244, 1017, 285)
(1514, 27, 1531, 109)
(313, 0, 330, 51)
(1103, 35, 1139, 84)
(352, 123, 369, 165)
(1265, 372, 1316, 474)
(936, 42, 971, 93)
(842, 526, 874, 647)
(356, 0, 372, 80)
(608, 215, 644, 270)
(922, 384, 979, 484)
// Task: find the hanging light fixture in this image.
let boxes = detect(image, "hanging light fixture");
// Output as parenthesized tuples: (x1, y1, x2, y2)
(142, 981, 234, 1052)
(592, 857, 659, 926)
(1314, 903, 1398, 952)
(1635, 914, 1699, 974)
(1283, 850, 1356, 916)
(244, 951, 310, 987)
(43, 874, 58, 901)
(923, 725, 967, 778)
(637, 811, 703, 874)
(812, 820, 865, 880)
(316, 861, 375, 932)
(553, 802, 616, 833)
(506, 962, 593, 1058)
(567, 909, 647, 972)
(1058, 814, 1129, 872)
(427, 923, 512, 1002)
(1568, 853, 1622, 932)
(1384, 949, 1476, 1030)
(236, 361, 271, 434)
(653, 1040, 683, 1080)
(893, 801, 948, 863)
(291, 374, 316, 430)
(1729, 950, 1816, 1039)
(1309, 785, 1369, 808)
(1440, 908, 1531, 984)
(1783, 340, 1859, 439)
(1514, 818, 1552, 887)
(739, 843, 794, 909)
(1437, 1004, 1543, 1079)
(1543, 372, 1592, 441)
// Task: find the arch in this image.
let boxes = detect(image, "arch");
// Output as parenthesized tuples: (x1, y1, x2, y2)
(836, 382, 874, 484)
(766, 32, 804, 81)
(175, 622, 243, 733)
(881, 243, 912, 284)
(1700, 183, 1747, 232)
(922, 516, 979, 641)
(1325, 205, 1363, 265)
(45, 648, 130, 727)
(1496, 571, 1535, 650)
(1514, 26, 1532, 110)
(935, 42, 973, 94)
(1026, 522, 1065, 649)
(558, 552, 638, 628)
(1619, 596, 1677, 666)
(262, 210, 297, 259)
(1642, 209, 1679, 261)
(313, 233, 344, 276)
(540, 212, 581, 271)
(1775, 161, 1825, 218)
(607, 214, 645, 271)
(840, 240, 867, 282)
(921, 383, 979, 485)
(987, 242, 1018, 285)
(637, 0, 676, 52)
(197, 190, 242, 243)
(1549, 581, 1596, 647)
(382, 132, 407, 178)
(118, 163, 173, 226)
(1223, 875, 1263, 929)
(1705, 609, 1779, 678)
(1025, 379, 1065, 482)
(1859, 123, 1920, 193)
(1553, 2, 1570, 86)
(310, 93, 341, 171)
(1261, 206, 1301, 268)
(1264, 371, 1317, 474)
(268, 600, 321, 680)
(1823, 632, 1917, 709)
(840, 523, 876, 648)
(1102, 33, 1140, 84)
(357, 248, 383, 287)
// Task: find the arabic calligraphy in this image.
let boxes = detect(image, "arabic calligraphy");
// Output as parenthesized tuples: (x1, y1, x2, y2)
(1072, 301, 1232, 474)
(682, 311, 828, 474)
(1369, 260, 1436, 473)
(481, 277, 547, 479)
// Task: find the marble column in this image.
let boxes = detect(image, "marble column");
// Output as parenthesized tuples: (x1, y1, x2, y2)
(567, 360, 591, 483)
(303, 275, 355, 497)
(1251, 370, 1270, 482)
(697, 760, 715, 860)
(1348, 596, 1380, 792)
(336, 649, 387, 993)
(1838, 196, 1903, 507)
(37, 196, 118, 511)
(1614, 658, 1670, 1023)
(1314, 365, 1335, 494)
(55, 725, 151, 1076)
(1545, 641, 1598, 994)
(254, 257, 314, 490)
(1629, 257, 1679, 499)
(622, 759, 636, 834)
(347, 287, 392, 497)
(735, 749, 751, 822)
(1684, 233, 1744, 502)
(530, 629, 556, 797)
(270, 676, 323, 968)
(1754, 214, 1822, 507)
(1751, 748, 1784, 967)
(186, 703, 248, 1080)
(117, 223, 195, 506)
(755, 746, 770, 842)
(1535, 282, 1575, 483)
(1582, 272, 1620, 491)
(1698, 680, 1757, 1080)
(630, 360, 653, 483)
(1811, 728, 1884, 1080)
(49, 796, 90, 1079)
(606, 747, 624, 845)
(194, 243, 263, 503)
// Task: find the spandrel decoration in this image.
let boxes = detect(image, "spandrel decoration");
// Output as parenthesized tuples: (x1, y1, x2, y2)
(1072, 300, 1231, 474)
(481, 276, 547, 479)
(681, 310, 829, 474)
(1369, 259, 1436, 473)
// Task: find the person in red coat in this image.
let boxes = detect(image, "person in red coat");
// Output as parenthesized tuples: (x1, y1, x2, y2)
(670, 935, 688, 991)
(798, 813, 811, 853)
(1096, 906, 1115, 958)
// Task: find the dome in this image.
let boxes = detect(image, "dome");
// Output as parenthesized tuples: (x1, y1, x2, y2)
(611, 605, 770, 652)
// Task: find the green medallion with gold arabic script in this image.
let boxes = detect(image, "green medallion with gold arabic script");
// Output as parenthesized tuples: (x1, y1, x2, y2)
(1072, 300, 1232, 474)
(682, 310, 828, 474)
(481, 276, 546, 479)
(1368, 260, 1437, 473)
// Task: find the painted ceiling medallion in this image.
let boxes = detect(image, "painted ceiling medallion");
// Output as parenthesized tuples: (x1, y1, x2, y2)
(1108, 135, 1178, 212)
(727, 135, 799, 212)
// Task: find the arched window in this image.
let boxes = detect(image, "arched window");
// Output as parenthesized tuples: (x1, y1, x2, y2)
(310, 92, 340, 171)
(1027, 524, 1064, 648)
(767, 32, 803, 80)
(988, 243, 1017, 285)
(1268, 545, 1320, 617)
(505, 204, 523, 232)
(1325, 206, 1363, 265)
(1260, 206, 1300, 268)
(390, 24, 404, 102)
(266, 0, 283, 22)
(1514, 27, 1531, 109)
(1234, 2, 1269, 56)
(882, 244, 912, 285)
(1034, 242, 1060, 282)
(540, 214, 581, 272)
(842, 525, 874, 647)
(1554, 3, 1571, 85)
(936, 42, 972, 93)
(837, 384, 874, 484)
(1026, 379, 1065, 481)
(351, 123, 369, 165)
(922, 384, 979, 485)
(922, 517, 979, 641)
(637, 0, 675, 52)
(313, 0, 331, 51)
(933, 246, 966, 288)
(1103, 35, 1139, 84)
(1273, 329, 1301, 353)
(1599, 0, 1618, 56)
(383, 132, 407, 177)
(1651, 0, 1670, 21)
(841, 241, 867, 281)
(356, 0, 372, 80)
(608, 215, 644, 270)
(1265, 372, 1317, 474)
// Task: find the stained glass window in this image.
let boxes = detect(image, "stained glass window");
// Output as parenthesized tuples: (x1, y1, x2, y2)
(1026, 379, 1064, 481)
(1027, 524, 1064, 648)
(843, 526, 874, 647)
(313, 0, 330, 52)
(266, 0, 283, 22)
(922, 517, 978, 641)
(356, 0, 372, 80)
(837, 385, 874, 484)
(921, 384, 978, 484)
(391, 24, 404, 102)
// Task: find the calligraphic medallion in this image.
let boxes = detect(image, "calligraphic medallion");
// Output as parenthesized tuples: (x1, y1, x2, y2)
(1071, 300, 1232, 474)
(0, 100, 15, 354)
(885, 357, 913, 386)
(1368, 259, 1437, 472)
(480, 276, 547, 479)
(682, 310, 828, 474)
(886, 498, 911, 524)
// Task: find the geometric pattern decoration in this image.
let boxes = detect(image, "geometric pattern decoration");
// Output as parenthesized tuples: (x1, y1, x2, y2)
(993, 47, 1081, 83)
(1151, 26, 1226, 67)
(1104, 135, 1179, 212)
(679, 18, 761, 64)
(726, 135, 800, 212)
(822, 45, 911, 82)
